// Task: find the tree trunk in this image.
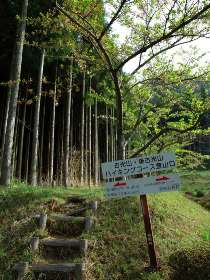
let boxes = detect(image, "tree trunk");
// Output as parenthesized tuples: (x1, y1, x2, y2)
(56, 110, 61, 186)
(12, 104, 20, 179)
(70, 98, 74, 183)
(25, 106, 32, 181)
(29, 49, 45, 186)
(112, 72, 124, 160)
(80, 70, 86, 185)
(89, 102, 92, 186)
(105, 105, 109, 162)
(88, 77, 92, 186)
(110, 107, 114, 161)
(85, 105, 88, 184)
(0, 0, 28, 186)
(38, 96, 46, 184)
(94, 97, 99, 185)
(49, 73, 57, 185)
(60, 108, 64, 185)
(1, 91, 10, 158)
(63, 58, 73, 187)
(115, 119, 118, 160)
(17, 101, 26, 179)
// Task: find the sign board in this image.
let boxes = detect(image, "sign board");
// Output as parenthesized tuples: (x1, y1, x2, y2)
(101, 152, 176, 179)
(105, 173, 180, 199)
(101, 151, 180, 269)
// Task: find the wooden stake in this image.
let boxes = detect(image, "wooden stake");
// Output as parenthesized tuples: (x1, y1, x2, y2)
(90, 201, 98, 215)
(140, 194, 159, 269)
(39, 213, 47, 231)
(30, 237, 39, 251)
(13, 262, 29, 280)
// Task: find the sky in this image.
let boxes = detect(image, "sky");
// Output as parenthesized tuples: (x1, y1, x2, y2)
(110, 19, 210, 74)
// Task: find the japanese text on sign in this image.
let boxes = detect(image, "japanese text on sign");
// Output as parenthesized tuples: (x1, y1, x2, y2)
(101, 152, 176, 179)
(105, 173, 181, 199)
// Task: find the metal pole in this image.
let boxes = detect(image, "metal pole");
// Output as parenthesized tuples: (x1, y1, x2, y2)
(140, 194, 159, 269)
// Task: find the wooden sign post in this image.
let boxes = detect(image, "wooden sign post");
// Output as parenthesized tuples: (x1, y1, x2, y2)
(101, 152, 179, 270)
(140, 194, 159, 269)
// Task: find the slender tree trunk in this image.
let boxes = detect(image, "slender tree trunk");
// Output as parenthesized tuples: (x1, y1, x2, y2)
(63, 58, 73, 187)
(89, 102, 92, 186)
(110, 107, 114, 161)
(115, 119, 118, 160)
(56, 110, 61, 186)
(0, 94, 4, 140)
(17, 101, 26, 178)
(29, 49, 45, 186)
(112, 72, 124, 160)
(85, 105, 88, 184)
(1, 91, 10, 158)
(105, 105, 109, 162)
(81, 70, 86, 185)
(94, 97, 99, 185)
(12, 103, 20, 179)
(0, 0, 28, 186)
(25, 106, 32, 181)
(38, 96, 46, 184)
(49, 74, 57, 185)
(70, 98, 74, 183)
(60, 105, 65, 185)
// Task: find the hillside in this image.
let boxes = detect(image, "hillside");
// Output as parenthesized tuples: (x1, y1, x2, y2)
(84, 192, 210, 280)
(1, 178, 210, 279)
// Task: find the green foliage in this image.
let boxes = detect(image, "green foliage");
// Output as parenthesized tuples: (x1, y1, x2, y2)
(176, 149, 210, 171)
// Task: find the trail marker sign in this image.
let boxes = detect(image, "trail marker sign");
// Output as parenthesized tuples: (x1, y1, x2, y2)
(101, 152, 176, 179)
(106, 173, 180, 199)
(101, 151, 180, 270)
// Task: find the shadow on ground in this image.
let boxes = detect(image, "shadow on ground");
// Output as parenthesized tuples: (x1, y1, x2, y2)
(169, 247, 210, 280)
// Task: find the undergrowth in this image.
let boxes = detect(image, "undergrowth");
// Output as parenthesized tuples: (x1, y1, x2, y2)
(83, 193, 210, 280)
(0, 182, 101, 279)
(1, 175, 210, 279)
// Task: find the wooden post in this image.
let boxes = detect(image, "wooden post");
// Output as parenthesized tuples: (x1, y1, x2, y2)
(90, 201, 98, 215)
(140, 194, 159, 269)
(80, 239, 88, 253)
(13, 262, 29, 280)
(85, 217, 94, 231)
(75, 263, 86, 280)
(30, 237, 39, 251)
(39, 213, 47, 231)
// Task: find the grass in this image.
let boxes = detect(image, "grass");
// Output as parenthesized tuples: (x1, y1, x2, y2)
(83, 192, 210, 280)
(0, 181, 102, 280)
(1, 173, 210, 279)
(181, 170, 210, 195)
(181, 170, 210, 210)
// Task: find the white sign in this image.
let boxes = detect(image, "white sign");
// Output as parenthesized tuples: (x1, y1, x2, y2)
(101, 152, 176, 179)
(105, 174, 181, 199)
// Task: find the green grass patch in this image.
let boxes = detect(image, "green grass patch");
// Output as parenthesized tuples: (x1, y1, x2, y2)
(83, 192, 210, 280)
(1, 173, 210, 279)
(181, 170, 210, 195)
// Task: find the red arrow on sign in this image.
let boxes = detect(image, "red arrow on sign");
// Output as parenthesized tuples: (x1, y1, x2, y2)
(156, 176, 170, 182)
(113, 181, 127, 187)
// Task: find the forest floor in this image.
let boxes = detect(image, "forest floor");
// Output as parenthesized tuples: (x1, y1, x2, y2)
(1, 172, 210, 279)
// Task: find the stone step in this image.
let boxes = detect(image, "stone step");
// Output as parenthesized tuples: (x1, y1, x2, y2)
(13, 262, 85, 280)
